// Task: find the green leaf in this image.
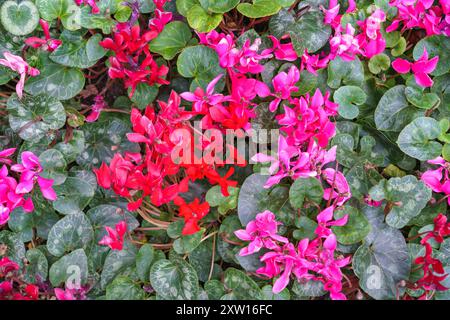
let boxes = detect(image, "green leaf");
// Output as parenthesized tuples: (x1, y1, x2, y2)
(205, 280, 226, 299)
(49, 248, 88, 286)
(47, 213, 94, 257)
(223, 268, 263, 299)
(173, 229, 204, 254)
(374, 85, 421, 132)
(293, 216, 317, 240)
(150, 21, 192, 60)
(413, 35, 450, 76)
(54, 129, 86, 163)
(288, 11, 331, 54)
(333, 85, 367, 120)
(397, 117, 442, 161)
(369, 175, 432, 228)
(269, 8, 295, 39)
(292, 279, 325, 298)
(39, 149, 68, 186)
(177, 45, 225, 92)
(443, 143, 450, 162)
(205, 185, 239, 214)
(7, 94, 66, 142)
(238, 173, 295, 226)
(199, 0, 239, 13)
(25, 63, 85, 100)
(53, 177, 95, 215)
(128, 83, 158, 109)
(0, 231, 26, 267)
(150, 258, 199, 300)
(50, 33, 106, 69)
(187, 5, 222, 33)
(106, 276, 146, 300)
(24, 248, 48, 283)
(176, 0, 198, 16)
(237, 0, 281, 19)
(368, 54, 391, 74)
(261, 285, 290, 300)
(101, 241, 138, 289)
(76, 114, 139, 168)
(353, 225, 410, 300)
(36, 0, 81, 30)
(189, 237, 222, 282)
(0, 1, 39, 36)
(327, 56, 364, 89)
(136, 244, 156, 282)
(405, 86, 440, 110)
(289, 177, 323, 209)
(332, 206, 371, 245)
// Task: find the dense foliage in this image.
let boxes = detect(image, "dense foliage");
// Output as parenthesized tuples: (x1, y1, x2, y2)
(0, 0, 450, 300)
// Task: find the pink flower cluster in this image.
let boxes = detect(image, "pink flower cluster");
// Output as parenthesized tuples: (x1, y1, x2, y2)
(0, 257, 39, 300)
(421, 156, 450, 204)
(235, 209, 350, 300)
(0, 149, 56, 225)
(387, 0, 450, 36)
(392, 47, 439, 87)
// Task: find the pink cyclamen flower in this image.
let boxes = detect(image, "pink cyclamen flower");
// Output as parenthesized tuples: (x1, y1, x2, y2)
(421, 157, 450, 204)
(25, 19, 61, 52)
(268, 36, 298, 61)
(234, 210, 288, 256)
(329, 24, 362, 61)
(315, 206, 349, 238)
(0, 148, 16, 166)
(392, 47, 439, 87)
(269, 65, 300, 112)
(0, 52, 39, 99)
(10, 151, 56, 201)
(180, 74, 227, 113)
(322, 168, 352, 206)
(86, 95, 107, 122)
(99, 220, 127, 250)
(54, 288, 76, 300)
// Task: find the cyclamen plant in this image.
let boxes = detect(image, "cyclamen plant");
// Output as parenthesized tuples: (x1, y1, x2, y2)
(0, 0, 449, 301)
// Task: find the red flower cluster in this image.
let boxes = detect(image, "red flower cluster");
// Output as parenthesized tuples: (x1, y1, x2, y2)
(0, 257, 39, 300)
(414, 213, 450, 299)
(94, 90, 240, 235)
(99, 0, 172, 97)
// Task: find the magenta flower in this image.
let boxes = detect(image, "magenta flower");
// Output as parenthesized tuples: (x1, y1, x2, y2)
(54, 288, 76, 300)
(0, 148, 16, 166)
(86, 95, 107, 123)
(10, 151, 56, 201)
(392, 47, 439, 87)
(330, 24, 362, 61)
(421, 157, 450, 204)
(322, 168, 352, 206)
(269, 65, 300, 112)
(180, 74, 228, 113)
(315, 206, 349, 238)
(0, 52, 39, 99)
(268, 36, 298, 62)
(234, 210, 288, 256)
(99, 220, 127, 250)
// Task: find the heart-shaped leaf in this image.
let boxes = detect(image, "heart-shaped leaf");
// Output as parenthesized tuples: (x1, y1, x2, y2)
(36, 0, 81, 30)
(369, 175, 431, 228)
(101, 241, 137, 288)
(223, 268, 263, 299)
(288, 11, 331, 54)
(368, 53, 391, 74)
(333, 85, 367, 119)
(237, 0, 281, 19)
(177, 45, 225, 91)
(49, 248, 88, 286)
(374, 85, 422, 132)
(187, 5, 222, 33)
(52, 177, 95, 215)
(397, 117, 442, 161)
(327, 56, 364, 89)
(199, 0, 239, 13)
(106, 276, 146, 300)
(0, 1, 39, 36)
(150, 21, 192, 60)
(47, 213, 94, 257)
(7, 94, 66, 142)
(25, 63, 85, 100)
(289, 177, 323, 209)
(150, 257, 199, 300)
(332, 206, 371, 245)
